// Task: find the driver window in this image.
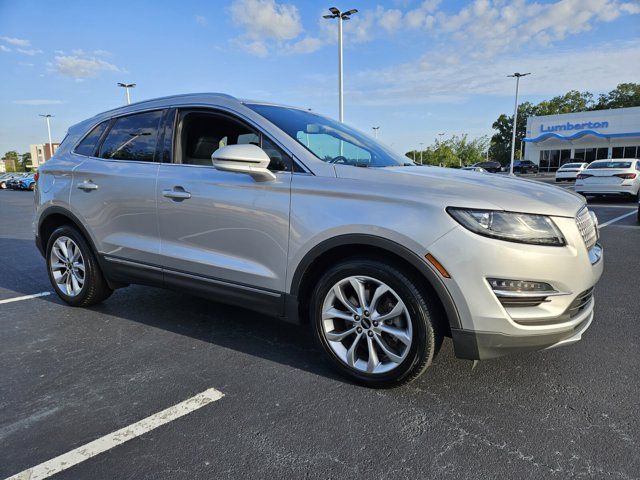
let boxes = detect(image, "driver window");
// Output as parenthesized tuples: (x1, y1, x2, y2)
(179, 111, 291, 171)
(295, 131, 371, 165)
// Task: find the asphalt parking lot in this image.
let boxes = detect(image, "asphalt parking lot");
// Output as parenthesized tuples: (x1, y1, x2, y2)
(1, 183, 639, 479)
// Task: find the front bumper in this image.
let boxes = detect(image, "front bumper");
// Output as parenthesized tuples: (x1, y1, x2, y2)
(427, 215, 603, 360)
(451, 300, 594, 359)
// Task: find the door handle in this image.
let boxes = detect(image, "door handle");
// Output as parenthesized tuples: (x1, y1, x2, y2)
(162, 187, 191, 200)
(77, 181, 98, 191)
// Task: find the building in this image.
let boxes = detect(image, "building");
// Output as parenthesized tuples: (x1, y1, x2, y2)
(2, 157, 17, 172)
(29, 142, 60, 169)
(524, 106, 640, 171)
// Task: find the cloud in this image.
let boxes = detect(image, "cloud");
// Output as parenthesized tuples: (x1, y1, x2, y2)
(17, 48, 43, 56)
(242, 40, 269, 57)
(230, 0, 302, 41)
(195, 15, 207, 26)
(405, 0, 440, 29)
(621, 1, 640, 13)
(287, 36, 324, 54)
(378, 8, 404, 33)
(345, 40, 640, 106)
(437, 0, 639, 57)
(13, 99, 64, 105)
(0, 36, 30, 47)
(53, 54, 122, 79)
(0, 45, 10, 52)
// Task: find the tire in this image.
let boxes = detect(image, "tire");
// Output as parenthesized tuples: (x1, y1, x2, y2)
(310, 257, 442, 388)
(46, 225, 113, 307)
(0, 181, 5, 189)
(637, 205, 640, 224)
(29, 183, 35, 191)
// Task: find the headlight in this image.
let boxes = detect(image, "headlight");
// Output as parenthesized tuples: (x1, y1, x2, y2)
(447, 208, 566, 246)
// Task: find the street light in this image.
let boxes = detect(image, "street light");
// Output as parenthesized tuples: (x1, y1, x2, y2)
(372, 126, 380, 138)
(117, 82, 136, 105)
(507, 72, 531, 175)
(419, 142, 424, 164)
(323, 7, 358, 122)
(39, 114, 54, 160)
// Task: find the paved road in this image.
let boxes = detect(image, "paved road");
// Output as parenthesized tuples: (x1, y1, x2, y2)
(1, 189, 639, 479)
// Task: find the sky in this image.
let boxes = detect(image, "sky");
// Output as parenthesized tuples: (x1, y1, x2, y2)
(1, 0, 639, 155)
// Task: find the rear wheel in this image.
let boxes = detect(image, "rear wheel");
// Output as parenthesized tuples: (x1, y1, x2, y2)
(46, 225, 113, 307)
(310, 258, 441, 388)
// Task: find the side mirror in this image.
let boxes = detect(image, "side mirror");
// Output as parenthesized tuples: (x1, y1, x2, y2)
(211, 144, 276, 182)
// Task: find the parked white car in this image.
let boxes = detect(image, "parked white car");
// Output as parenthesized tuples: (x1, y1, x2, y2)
(461, 166, 487, 173)
(575, 159, 640, 200)
(555, 162, 588, 182)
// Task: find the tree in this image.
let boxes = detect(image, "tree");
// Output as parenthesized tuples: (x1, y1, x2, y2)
(20, 152, 32, 171)
(449, 134, 489, 166)
(406, 134, 489, 167)
(489, 101, 536, 166)
(594, 83, 640, 110)
(535, 90, 594, 116)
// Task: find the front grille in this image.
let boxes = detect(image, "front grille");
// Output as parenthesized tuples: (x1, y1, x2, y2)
(568, 288, 594, 318)
(576, 206, 598, 250)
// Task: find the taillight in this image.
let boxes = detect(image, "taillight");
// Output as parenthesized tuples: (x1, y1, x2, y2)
(34, 172, 39, 182)
(614, 173, 637, 180)
(577, 173, 593, 179)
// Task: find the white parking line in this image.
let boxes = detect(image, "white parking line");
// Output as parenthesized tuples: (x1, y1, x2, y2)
(0, 292, 51, 305)
(600, 210, 637, 228)
(5, 387, 224, 480)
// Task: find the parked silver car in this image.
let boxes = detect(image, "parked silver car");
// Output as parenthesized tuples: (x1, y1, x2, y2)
(34, 93, 603, 387)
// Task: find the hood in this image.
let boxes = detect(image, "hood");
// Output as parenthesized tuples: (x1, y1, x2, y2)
(335, 165, 585, 218)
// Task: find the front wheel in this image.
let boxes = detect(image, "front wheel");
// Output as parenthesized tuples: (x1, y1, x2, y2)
(310, 258, 441, 388)
(46, 225, 113, 307)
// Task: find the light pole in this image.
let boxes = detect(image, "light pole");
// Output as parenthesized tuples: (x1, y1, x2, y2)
(372, 126, 380, 139)
(117, 82, 136, 105)
(323, 7, 358, 122)
(419, 142, 424, 164)
(507, 72, 530, 175)
(39, 114, 54, 160)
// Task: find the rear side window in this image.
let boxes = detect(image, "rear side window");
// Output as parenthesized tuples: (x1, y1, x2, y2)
(75, 121, 109, 157)
(99, 110, 163, 161)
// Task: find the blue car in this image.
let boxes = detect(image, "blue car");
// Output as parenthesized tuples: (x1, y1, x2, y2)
(18, 174, 36, 191)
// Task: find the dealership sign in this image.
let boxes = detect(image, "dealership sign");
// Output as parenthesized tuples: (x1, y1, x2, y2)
(540, 121, 609, 133)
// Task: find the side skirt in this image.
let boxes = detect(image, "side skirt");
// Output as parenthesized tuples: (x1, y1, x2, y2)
(101, 255, 286, 319)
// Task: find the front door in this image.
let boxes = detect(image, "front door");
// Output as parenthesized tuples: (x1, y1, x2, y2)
(156, 109, 292, 297)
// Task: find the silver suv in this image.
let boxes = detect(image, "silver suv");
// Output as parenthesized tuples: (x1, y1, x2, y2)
(34, 93, 603, 387)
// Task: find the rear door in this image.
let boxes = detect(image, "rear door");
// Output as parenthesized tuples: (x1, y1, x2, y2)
(156, 108, 292, 307)
(70, 110, 165, 268)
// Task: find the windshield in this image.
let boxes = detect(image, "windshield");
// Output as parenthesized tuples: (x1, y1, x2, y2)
(561, 163, 583, 168)
(587, 161, 632, 169)
(246, 104, 412, 167)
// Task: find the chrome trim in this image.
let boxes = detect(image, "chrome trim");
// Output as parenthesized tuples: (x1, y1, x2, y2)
(103, 255, 162, 271)
(492, 289, 571, 298)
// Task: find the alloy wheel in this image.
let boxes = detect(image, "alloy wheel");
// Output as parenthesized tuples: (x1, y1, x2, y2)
(50, 236, 86, 297)
(321, 275, 413, 374)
